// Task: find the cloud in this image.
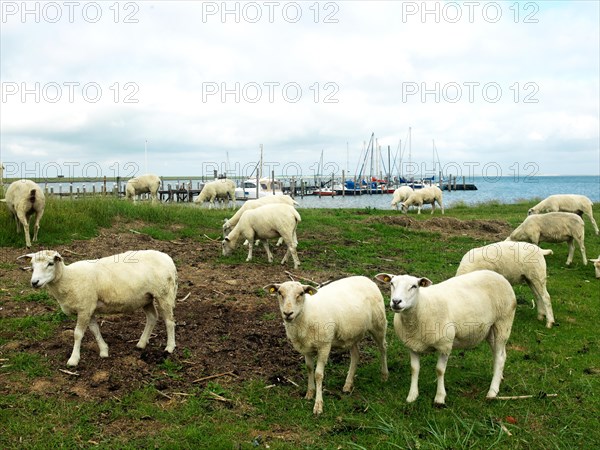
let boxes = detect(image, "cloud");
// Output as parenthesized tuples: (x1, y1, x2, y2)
(1, 1, 598, 178)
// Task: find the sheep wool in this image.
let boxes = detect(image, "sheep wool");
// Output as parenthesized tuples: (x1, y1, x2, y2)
(265, 276, 388, 415)
(376, 270, 516, 405)
(20, 249, 178, 367)
(4, 179, 45, 248)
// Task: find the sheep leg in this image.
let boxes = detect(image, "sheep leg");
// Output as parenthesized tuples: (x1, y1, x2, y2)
(406, 350, 420, 403)
(370, 327, 389, 382)
(439, 199, 445, 215)
(88, 316, 109, 358)
(137, 303, 158, 349)
(32, 209, 44, 243)
(430, 201, 435, 215)
(262, 241, 273, 263)
(486, 327, 507, 399)
(313, 345, 331, 415)
(576, 237, 587, 265)
(343, 344, 359, 393)
(434, 353, 449, 405)
(565, 238, 575, 265)
(526, 278, 554, 328)
(304, 354, 316, 400)
(16, 210, 32, 248)
(68, 313, 91, 367)
(155, 301, 176, 353)
(246, 240, 254, 262)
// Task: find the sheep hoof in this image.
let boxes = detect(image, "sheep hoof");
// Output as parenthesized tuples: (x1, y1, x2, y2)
(66, 358, 79, 367)
(406, 395, 418, 403)
(165, 345, 175, 353)
(381, 372, 389, 382)
(313, 401, 323, 415)
(99, 351, 109, 358)
(433, 401, 447, 409)
(342, 383, 353, 393)
(305, 390, 315, 400)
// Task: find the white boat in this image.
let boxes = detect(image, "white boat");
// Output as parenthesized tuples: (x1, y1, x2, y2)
(235, 177, 284, 200)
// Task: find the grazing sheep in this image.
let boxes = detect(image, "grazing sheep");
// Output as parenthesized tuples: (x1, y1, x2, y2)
(390, 186, 414, 210)
(400, 186, 444, 214)
(589, 256, 600, 278)
(507, 212, 587, 266)
(3, 179, 45, 248)
(194, 179, 236, 209)
(19, 250, 178, 367)
(264, 276, 388, 415)
(125, 174, 161, 203)
(222, 203, 301, 269)
(222, 195, 298, 237)
(375, 270, 516, 405)
(528, 194, 598, 235)
(456, 241, 555, 328)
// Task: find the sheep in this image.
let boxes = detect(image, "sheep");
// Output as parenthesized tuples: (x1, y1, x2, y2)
(194, 179, 236, 209)
(528, 194, 598, 235)
(375, 270, 516, 405)
(400, 185, 444, 214)
(456, 241, 555, 328)
(506, 212, 587, 266)
(222, 195, 298, 237)
(125, 174, 161, 203)
(589, 256, 600, 278)
(18, 249, 178, 367)
(222, 203, 301, 269)
(264, 276, 388, 415)
(390, 186, 414, 210)
(3, 179, 46, 248)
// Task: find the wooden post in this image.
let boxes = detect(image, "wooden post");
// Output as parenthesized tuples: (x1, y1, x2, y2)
(342, 170, 345, 197)
(272, 170, 275, 195)
(290, 177, 296, 198)
(463, 176, 466, 190)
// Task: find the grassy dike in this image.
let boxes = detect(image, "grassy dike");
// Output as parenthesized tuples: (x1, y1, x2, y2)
(1, 197, 599, 449)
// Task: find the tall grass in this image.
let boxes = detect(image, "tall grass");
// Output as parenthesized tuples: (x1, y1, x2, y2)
(1, 197, 599, 448)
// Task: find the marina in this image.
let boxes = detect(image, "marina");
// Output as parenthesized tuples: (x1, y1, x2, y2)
(13, 175, 599, 209)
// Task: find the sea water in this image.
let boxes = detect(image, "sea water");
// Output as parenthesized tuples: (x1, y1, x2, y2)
(293, 176, 600, 209)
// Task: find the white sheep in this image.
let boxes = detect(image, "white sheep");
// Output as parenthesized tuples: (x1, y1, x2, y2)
(506, 212, 587, 266)
(589, 256, 600, 278)
(19, 249, 178, 367)
(456, 241, 555, 328)
(390, 186, 414, 210)
(194, 179, 236, 209)
(3, 179, 46, 248)
(375, 270, 516, 405)
(222, 203, 301, 269)
(400, 186, 444, 214)
(222, 195, 298, 237)
(125, 174, 161, 203)
(264, 276, 388, 415)
(528, 194, 598, 235)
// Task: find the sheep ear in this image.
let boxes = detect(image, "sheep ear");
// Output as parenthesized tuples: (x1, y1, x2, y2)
(589, 258, 599, 263)
(418, 277, 432, 288)
(54, 254, 63, 263)
(263, 284, 280, 296)
(17, 253, 36, 261)
(303, 285, 318, 296)
(375, 273, 393, 284)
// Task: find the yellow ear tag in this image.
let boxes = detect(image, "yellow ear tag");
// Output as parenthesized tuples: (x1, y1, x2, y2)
(270, 287, 276, 293)
(384, 276, 391, 283)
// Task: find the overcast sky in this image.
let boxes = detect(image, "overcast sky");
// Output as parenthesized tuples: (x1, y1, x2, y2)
(1, 0, 598, 181)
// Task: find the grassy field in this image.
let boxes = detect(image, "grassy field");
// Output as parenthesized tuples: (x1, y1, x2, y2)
(1, 197, 599, 449)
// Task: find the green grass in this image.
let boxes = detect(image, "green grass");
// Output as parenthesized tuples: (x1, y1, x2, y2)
(1, 197, 599, 448)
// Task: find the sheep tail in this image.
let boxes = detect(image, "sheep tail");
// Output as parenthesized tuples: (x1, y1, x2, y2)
(540, 248, 553, 256)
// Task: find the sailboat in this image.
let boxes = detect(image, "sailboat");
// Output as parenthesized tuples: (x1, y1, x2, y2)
(234, 145, 284, 200)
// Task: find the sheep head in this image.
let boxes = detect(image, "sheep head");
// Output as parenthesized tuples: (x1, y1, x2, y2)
(264, 281, 318, 322)
(18, 250, 63, 289)
(375, 273, 432, 312)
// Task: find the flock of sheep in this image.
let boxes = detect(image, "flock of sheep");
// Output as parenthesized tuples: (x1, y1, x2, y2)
(2, 175, 599, 415)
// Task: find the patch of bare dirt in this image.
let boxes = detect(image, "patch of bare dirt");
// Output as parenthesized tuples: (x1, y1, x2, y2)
(372, 216, 512, 241)
(0, 216, 509, 401)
